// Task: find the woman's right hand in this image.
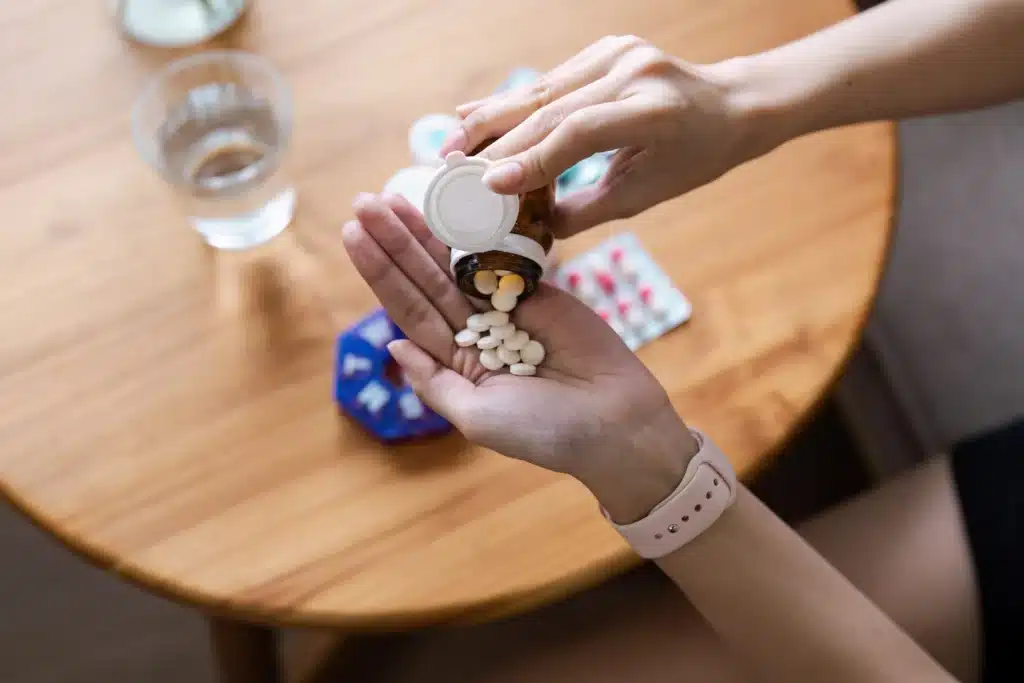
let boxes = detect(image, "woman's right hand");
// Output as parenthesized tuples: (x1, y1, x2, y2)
(441, 36, 790, 237)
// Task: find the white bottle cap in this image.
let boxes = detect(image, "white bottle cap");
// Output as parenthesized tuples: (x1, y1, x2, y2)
(423, 151, 520, 252)
(408, 114, 461, 168)
(383, 166, 436, 213)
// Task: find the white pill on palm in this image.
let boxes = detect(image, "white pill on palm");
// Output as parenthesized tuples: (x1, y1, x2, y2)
(455, 329, 481, 347)
(509, 363, 537, 376)
(504, 330, 530, 351)
(491, 292, 517, 312)
(473, 270, 498, 295)
(481, 310, 509, 327)
(489, 322, 515, 340)
(497, 345, 521, 365)
(477, 335, 501, 350)
(479, 348, 504, 371)
(520, 340, 545, 366)
(466, 314, 489, 332)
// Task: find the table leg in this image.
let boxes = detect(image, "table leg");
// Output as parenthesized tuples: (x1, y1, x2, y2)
(208, 615, 281, 683)
(301, 633, 417, 683)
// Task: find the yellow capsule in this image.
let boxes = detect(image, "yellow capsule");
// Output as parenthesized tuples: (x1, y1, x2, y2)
(497, 273, 526, 296)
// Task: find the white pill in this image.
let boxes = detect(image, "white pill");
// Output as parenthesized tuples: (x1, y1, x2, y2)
(495, 269, 513, 277)
(477, 335, 501, 350)
(489, 322, 516, 340)
(466, 314, 489, 332)
(619, 257, 640, 281)
(491, 291, 517, 312)
(497, 345, 521, 365)
(480, 310, 509, 327)
(504, 330, 530, 351)
(509, 363, 537, 376)
(473, 270, 498, 295)
(576, 279, 598, 303)
(479, 348, 505, 371)
(626, 308, 646, 327)
(520, 340, 545, 366)
(455, 329, 481, 347)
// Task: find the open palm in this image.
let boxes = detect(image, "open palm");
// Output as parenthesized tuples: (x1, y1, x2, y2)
(342, 193, 680, 477)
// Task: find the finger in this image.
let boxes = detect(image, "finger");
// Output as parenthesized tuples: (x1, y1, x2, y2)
(382, 192, 451, 272)
(341, 220, 454, 363)
(353, 194, 474, 331)
(482, 98, 654, 194)
(387, 340, 478, 427)
(551, 148, 651, 236)
(452, 41, 611, 121)
(442, 35, 643, 157)
(475, 75, 619, 163)
(455, 98, 488, 118)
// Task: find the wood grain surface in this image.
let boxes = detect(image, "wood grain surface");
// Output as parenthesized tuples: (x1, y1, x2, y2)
(0, 0, 893, 628)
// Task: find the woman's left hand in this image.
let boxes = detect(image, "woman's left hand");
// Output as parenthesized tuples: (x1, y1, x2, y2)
(342, 193, 698, 522)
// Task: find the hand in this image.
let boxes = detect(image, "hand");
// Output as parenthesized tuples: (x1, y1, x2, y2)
(342, 193, 699, 522)
(441, 35, 782, 237)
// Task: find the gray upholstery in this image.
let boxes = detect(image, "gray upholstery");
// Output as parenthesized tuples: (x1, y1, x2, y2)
(859, 101, 1024, 454)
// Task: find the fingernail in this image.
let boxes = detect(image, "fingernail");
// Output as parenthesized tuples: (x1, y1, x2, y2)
(352, 192, 375, 209)
(386, 340, 422, 380)
(341, 220, 361, 243)
(440, 127, 468, 155)
(482, 162, 524, 191)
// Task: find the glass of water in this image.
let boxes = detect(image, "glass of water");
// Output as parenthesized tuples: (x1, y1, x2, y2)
(133, 50, 295, 250)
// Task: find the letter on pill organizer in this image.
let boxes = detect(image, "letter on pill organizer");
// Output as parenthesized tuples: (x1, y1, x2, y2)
(399, 392, 425, 420)
(356, 380, 391, 414)
(342, 354, 373, 376)
(359, 317, 394, 348)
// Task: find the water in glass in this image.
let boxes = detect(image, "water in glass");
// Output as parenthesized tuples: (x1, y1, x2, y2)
(156, 82, 294, 249)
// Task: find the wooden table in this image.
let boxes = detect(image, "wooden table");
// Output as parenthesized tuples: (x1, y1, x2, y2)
(0, 1, 893, 681)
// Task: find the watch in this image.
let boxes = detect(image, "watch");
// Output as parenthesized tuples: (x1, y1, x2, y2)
(603, 429, 737, 559)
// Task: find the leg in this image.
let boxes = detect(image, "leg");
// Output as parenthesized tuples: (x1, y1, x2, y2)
(208, 616, 281, 683)
(798, 457, 980, 682)
(362, 457, 979, 683)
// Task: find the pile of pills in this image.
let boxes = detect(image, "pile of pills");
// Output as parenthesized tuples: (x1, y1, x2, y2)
(470, 269, 525, 311)
(453, 278, 546, 376)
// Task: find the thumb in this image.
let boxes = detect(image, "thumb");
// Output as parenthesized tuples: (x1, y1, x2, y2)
(387, 340, 476, 425)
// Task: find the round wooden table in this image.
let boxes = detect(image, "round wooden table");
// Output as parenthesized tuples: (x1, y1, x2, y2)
(0, 1, 893, 681)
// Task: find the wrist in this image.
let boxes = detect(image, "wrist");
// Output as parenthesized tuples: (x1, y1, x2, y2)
(702, 49, 828, 157)
(577, 409, 699, 525)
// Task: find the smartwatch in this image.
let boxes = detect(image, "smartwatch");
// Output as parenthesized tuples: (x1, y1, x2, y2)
(603, 429, 737, 559)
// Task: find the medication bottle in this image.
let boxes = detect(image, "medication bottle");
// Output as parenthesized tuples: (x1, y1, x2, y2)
(422, 139, 554, 300)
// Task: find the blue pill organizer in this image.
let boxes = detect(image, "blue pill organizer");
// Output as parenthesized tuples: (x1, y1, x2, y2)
(334, 309, 451, 442)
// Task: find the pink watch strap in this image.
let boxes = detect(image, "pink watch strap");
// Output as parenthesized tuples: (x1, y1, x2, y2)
(603, 430, 737, 559)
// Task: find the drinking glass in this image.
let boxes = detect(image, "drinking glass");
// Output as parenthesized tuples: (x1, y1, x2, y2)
(111, 0, 249, 47)
(132, 50, 295, 250)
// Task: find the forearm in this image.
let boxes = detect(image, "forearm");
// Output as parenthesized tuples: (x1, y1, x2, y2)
(656, 485, 956, 683)
(720, 0, 1024, 144)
